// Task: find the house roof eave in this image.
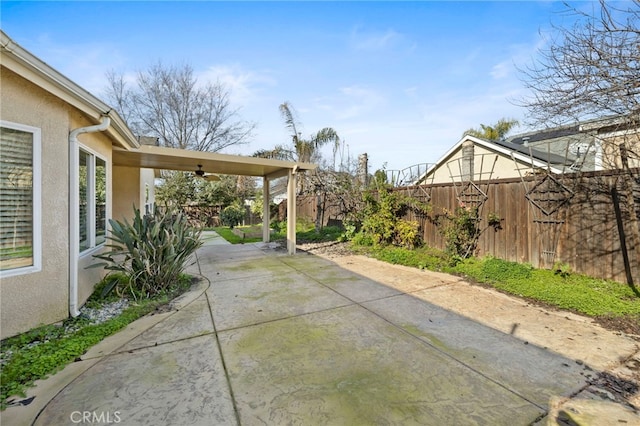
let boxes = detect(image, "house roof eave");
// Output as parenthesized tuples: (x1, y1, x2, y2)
(0, 30, 139, 150)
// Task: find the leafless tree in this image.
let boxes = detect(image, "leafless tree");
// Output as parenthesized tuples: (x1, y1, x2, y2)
(519, 1, 640, 129)
(519, 1, 640, 281)
(105, 62, 255, 152)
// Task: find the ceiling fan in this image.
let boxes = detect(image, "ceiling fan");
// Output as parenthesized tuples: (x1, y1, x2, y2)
(194, 164, 220, 181)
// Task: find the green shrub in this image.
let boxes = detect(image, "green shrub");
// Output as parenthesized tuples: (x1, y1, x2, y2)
(220, 203, 245, 228)
(339, 219, 359, 242)
(297, 226, 344, 243)
(92, 206, 202, 299)
(351, 231, 374, 246)
(355, 185, 429, 249)
(480, 257, 533, 282)
(394, 219, 422, 249)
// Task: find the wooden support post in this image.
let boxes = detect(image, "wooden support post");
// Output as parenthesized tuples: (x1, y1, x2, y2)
(262, 176, 270, 243)
(287, 169, 297, 255)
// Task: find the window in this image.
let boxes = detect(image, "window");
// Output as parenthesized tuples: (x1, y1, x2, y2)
(0, 122, 41, 275)
(79, 148, 107, 253)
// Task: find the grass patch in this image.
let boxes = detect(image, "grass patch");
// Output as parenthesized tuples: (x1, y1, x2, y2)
(211, 221, 343, 245)
(456, 257, 639, 317)
(0, 274, 193, 410)
(363, 245, 450, 271)
(210, 226, 263, 244)
(296, 226, 344, 243)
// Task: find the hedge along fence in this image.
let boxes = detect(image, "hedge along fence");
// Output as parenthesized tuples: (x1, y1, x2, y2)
(296, 168, 640, 283)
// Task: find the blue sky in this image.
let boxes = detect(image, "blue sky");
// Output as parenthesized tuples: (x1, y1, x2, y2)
(1, 1, 582, 172)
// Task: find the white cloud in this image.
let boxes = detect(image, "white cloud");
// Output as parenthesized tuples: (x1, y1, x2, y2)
(349, 26, 415, 53)
(314, 85, 385, 121)
(351, 27, 400, 50)
(197, 64, 277, 107)
(28, 36, 127, 97)
(491, 35, 548, 81)
(490, 61, 512, 80)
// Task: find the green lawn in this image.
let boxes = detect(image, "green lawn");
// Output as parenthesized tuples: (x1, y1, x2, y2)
(210, 226, 264, 244)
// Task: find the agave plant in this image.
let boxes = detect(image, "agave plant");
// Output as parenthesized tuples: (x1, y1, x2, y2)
(92, 206, 202, 299)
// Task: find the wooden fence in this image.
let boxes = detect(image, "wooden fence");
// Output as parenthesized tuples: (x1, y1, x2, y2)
(296, 168, 640, 283)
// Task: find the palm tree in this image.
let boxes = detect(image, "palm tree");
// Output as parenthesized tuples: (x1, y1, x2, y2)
(252, 145, 291, 161)
(464, 118, 519, 141)
(279, 102, 340, 163)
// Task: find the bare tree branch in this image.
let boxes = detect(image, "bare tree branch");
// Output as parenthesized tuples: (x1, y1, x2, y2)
(518, 1, 640, 128)
(104, 62, 255, 152)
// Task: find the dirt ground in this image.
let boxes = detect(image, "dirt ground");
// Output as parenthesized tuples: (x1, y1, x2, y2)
(296, 240, 640, 410)
(298, 241, 640, 337)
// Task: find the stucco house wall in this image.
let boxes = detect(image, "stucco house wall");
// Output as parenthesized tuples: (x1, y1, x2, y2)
(0, 33, 141, 338)
(0, 66, 134, 337)
(1, 68, 72, 337)
(112, 166, 156, 222)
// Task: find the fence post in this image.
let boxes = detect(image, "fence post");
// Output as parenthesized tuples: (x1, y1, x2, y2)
(619, 143, 640, 277)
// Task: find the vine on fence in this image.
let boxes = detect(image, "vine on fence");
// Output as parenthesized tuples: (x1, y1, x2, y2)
(436, 205, 502, 261)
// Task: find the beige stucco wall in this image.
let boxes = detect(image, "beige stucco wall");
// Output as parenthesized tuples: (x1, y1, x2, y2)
(1, 68, 70, 338)
(427, 143, 522, 184)
(0, 67, 129, 338)
(112, 166, 156, 222)
(69, 112, 114, 307)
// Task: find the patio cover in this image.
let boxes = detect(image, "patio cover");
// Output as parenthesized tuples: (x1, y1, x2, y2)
(113, 144, 317, 254)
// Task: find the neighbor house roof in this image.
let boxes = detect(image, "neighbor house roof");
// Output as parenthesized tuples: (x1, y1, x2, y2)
(0, 30, 139, 150)
(492, 138, 572, 166)
(416, 135, 566, 184)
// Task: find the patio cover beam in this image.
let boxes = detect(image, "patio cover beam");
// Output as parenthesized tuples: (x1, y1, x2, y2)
(112, 144, 316, 254)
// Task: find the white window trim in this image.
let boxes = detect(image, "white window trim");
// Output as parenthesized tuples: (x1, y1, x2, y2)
(0, 120, 42, 278)
(77, 145, 109, 259)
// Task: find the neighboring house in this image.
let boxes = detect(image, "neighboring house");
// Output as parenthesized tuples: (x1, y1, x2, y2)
(416, 117, 639, 185)
(1, 31, 315, 339)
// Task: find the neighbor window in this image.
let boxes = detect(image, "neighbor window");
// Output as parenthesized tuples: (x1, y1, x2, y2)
(0, 122, 41, 275)
(79, 148, 107, 253)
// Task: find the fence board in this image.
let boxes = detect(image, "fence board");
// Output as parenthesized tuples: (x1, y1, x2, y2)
(295, 168, 639, 283)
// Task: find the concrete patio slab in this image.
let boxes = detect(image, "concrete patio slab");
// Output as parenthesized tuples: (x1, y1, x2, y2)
(6, 240, 637, 426)
(196, 243, 268, 263)
(119, 297, 214, 352)
(219, 304, 545, 425)
(329, 254, 639, 372)
(200, 230, 232, 246)
(409, 281, 637, 372)
(34, 334, 236, 426)
(279, 255, 402, 302)
(208, 269, 352, 331)
(363, 294, 589, 408)
(199, 255, 294, 281)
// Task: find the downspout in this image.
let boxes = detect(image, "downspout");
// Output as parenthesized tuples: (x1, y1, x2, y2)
(69, 116, 111, 317)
